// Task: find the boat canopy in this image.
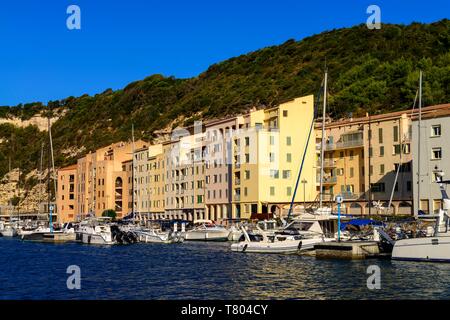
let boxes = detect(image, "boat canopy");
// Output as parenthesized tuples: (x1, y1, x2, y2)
(340, 219, 383, 230)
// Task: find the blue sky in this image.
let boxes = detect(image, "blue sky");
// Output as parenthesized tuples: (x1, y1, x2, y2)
(0, 0, 448, 106)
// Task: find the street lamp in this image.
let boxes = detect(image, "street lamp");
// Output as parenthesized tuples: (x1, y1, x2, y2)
(301, 179, 308, 206)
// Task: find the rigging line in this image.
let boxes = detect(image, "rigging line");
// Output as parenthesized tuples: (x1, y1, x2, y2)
(386, 88, 419, 214)
(287, 80, 323, 221)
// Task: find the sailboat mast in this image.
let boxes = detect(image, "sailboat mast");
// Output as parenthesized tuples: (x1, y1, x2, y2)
(48, 117, 57, 225)
(131, 124, 136, 220)
(38, 142, 44, 214)
(319, 70, 328, 208)
(417, 70, 422, 217)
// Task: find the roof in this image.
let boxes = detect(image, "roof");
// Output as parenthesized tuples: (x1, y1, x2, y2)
(318, 103, 450, 129)
(411, 105, 450, 121)
(58, 164, 77, 171)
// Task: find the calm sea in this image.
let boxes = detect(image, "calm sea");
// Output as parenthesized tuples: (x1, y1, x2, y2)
(0, 237, 449, 300)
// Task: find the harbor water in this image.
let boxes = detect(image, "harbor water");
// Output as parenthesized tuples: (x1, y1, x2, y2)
(0, 237, 449, 300)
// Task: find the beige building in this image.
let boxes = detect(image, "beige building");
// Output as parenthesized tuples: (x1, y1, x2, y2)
(56, 164, 77, 222)
(164, 130, 206, 221)
(75, 140, 147, 220)
(319, 112, 413, 215)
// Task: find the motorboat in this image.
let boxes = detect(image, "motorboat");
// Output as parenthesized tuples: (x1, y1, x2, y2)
(230, 226, 304, 254)
(0, 221, 18, 237)
(135, 228, 183, 244)
(228, 225, 243, 241)
(184, 220, 230, 241)
(392, 170, 450, 262)
(76, 222, 116, 245)
(21, 223, 76, 242)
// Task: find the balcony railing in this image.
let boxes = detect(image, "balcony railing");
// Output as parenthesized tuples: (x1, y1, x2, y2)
(324, 139, 364, 150)
(316, 159, 337, 168)
(316, 176, 337, 184)
(235, 179, 241, 185)
(234, 194, 241, 201)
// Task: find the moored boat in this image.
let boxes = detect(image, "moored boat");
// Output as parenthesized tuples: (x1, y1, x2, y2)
(184, 220, 230, 241)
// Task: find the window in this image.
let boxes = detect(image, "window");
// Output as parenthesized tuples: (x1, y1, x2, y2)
(369, 147, 373, 157)
(245, 153, 250, 163)
(337, 168, 344, 176)
(270, 170, 279, 179)
(369, 165, 373, 176)
(432, 147, 442, 160)
(371, 183, 385, 193)
(269, 153, 275, 162)
(270, 187, 275, 196)
(245, 137, 250, 146)
(380, 164, 385, 175)
(393, 144, 401, 155)
(244, 187, 248, 197)
(339, 151, 344, 158)
(380, 146, 384, 157)
(283, 110, 288, 117)
(431, 125, 441, 137)
(433, 199, 442, 213)
(245, 170, 250, 180)
(286, 153, 292, 163)
(349, 150, 354, 160)
(349, 167, 354, 178)
(378, 128, 383, 143)
(393, 125, 399, 142)
(403, 143, 410, 154)
(282, 170, 291, 179)
(287, 187, 292, 196)
(286, 136, 292, 146)
(270, 136, 275, 145)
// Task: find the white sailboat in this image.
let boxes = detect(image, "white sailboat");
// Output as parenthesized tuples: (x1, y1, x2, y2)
(392, 169, 450, 262)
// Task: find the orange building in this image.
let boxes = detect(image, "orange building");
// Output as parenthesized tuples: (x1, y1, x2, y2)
(56, 164, 77, 222)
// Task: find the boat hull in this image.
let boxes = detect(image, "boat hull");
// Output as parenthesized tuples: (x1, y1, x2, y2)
(231, 237, 334, 254)
(231, 240, 302, 254)
(1, 229, 17, 237)
(184, 229, 230, 241)
(392, 236, 450, 262)
(77, 232, 115, 245)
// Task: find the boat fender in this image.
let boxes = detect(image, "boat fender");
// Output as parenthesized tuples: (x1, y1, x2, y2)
(298, 241, 302, 250)
(242, 244, 248, 253)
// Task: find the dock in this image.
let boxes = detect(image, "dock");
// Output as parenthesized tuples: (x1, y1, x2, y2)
(314, 241, 389, 260)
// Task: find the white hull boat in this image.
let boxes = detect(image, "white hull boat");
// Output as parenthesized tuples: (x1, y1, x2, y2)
(392, 235, 450, 262)
(185, 220, 230, 241)
(392, 170, 450, 262)
(1, 227, 17, 237)
(135, 228, 183, 244)
(77, 224, 115, 245)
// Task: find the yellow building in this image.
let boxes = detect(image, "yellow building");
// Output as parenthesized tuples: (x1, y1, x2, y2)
(231, 95, 316, 219)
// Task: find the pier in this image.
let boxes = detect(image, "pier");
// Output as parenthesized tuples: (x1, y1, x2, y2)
(314, 241, 388, 260)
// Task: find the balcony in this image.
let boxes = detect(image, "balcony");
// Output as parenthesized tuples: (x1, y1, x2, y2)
(316, 176, 337, 185)
(235, 179, 241, 186)
(234, 194, 241, 201)
(316, 159, 337, 168)
(324, 139, 364, 150)
(338, 192, 363, 200)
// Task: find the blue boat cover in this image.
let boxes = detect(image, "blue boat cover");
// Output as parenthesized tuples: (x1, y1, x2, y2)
(340, 219, 383, 230)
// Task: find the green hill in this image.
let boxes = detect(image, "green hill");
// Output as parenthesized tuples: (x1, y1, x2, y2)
(1, 19, 450, 180)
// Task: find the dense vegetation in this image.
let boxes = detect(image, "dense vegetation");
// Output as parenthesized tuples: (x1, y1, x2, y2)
(0, 19, 449, 178)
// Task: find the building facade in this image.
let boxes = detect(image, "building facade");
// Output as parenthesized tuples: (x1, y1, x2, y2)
(56, 164, 77, 222)
(413, 105, 450, 215)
